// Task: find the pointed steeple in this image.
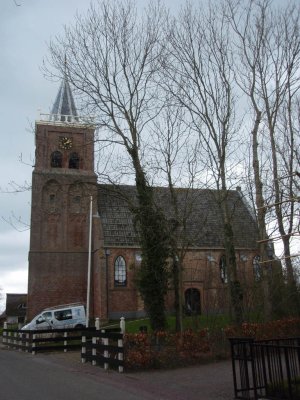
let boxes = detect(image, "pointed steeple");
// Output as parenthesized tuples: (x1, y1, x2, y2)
(50, 77, 78, 123)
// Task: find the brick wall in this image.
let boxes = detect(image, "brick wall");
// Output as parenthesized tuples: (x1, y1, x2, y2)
(94, 247, 259, 320)
(27, 252, 88, 320)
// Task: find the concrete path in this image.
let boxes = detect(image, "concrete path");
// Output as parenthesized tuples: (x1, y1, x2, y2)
(49, 350, 235, 399)
(1, 343, 235, 399)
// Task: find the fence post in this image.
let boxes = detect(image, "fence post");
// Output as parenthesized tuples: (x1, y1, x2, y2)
(104, 337, 109, 371)
(8, 329, 12, 347)
(229, 339, 238, 399)
(101, 329, 109, 371)
(284, 346, 293, 399)
(64, 331, 68, 353)
(13, 330, 18, 349)
(82, 333, 86, 363)
(120, 317, 125, 334)
(32, 333, 36, 355)
(3, 322, 7, 345)
(91, 318, 101, 366)
(297, 338, 300, 372)
(25, 332, 30, 352)
(92, 335, 97, 366)
(118, 338, 124, 373)
(18, 329, 22, 351)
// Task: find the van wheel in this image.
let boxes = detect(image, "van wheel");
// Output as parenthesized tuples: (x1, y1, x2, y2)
(75, 324, 84, 329)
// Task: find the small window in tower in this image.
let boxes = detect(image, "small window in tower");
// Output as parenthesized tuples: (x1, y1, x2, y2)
(51, 151, 62, 168)
(49, 194, 55, 203)
(74, 196, 81, 204)
(69, 152, 80, 169)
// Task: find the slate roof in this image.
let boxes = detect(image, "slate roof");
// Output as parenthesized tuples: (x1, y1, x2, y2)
(97, 185, 258, 249)
(5, 293, 27, 317)
(51, 77, 78, 118)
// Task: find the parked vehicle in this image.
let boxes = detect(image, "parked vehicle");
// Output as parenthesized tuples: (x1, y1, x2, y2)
(21, 303, 86, 330)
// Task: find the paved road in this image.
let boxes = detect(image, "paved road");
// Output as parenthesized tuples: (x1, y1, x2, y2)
(0, 345, 234, 400)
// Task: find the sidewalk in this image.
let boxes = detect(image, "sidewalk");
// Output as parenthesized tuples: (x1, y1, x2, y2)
(49, 350, 235, 400)
(1, 340, 234, 399)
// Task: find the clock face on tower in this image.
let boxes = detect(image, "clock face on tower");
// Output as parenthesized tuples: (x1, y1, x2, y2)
(59, 136, 73, 150)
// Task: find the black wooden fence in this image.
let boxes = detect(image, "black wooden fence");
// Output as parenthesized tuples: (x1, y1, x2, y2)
(2, 325, 124, 373)
(3, 326, 89, 353)
(81, 329, 124, 373)
(230, 337, 300, 399)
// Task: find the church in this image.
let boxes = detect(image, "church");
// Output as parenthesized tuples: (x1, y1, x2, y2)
(26, 78, 260, 322)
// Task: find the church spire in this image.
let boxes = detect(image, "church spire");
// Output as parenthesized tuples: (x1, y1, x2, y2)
(50, 76, 78, 123)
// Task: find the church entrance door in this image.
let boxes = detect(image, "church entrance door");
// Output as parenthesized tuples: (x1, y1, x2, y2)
(185, 288, 201, 315)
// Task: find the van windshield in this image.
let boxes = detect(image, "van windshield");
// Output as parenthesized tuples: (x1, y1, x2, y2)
(36, 311, 52, 324)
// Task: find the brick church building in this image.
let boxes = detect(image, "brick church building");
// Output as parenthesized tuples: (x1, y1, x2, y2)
(26, 78, 260, 322)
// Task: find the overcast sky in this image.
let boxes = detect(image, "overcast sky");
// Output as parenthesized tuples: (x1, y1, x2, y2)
(0, 0, 183, 312)
(0, 0, 90, 311)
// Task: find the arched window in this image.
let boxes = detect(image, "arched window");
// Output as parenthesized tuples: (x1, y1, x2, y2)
(219, 255, 228, 283)
(51, 151, 62, 168)
(253, 255, 262, 281)
(69, 152, 80, 169)
(114, 256, 127, 286)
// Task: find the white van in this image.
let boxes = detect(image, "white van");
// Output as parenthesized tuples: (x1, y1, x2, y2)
(22, 303, 86, 330)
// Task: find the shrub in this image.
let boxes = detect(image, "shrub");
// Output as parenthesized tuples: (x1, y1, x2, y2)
(124, 329, 210, 370)
(124, 317, 300, 370)
(225, 317, 300, 340)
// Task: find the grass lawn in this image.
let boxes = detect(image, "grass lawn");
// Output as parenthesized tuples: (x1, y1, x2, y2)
(103, 314, 231, 334)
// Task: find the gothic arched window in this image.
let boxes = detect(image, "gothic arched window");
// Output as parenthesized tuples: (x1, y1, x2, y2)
(51, 151, 62, 168)
(69, 152, 80, 169)
(253, 255, 262, 281)
(219, 255, 228, 283)
(114, 256, 127, 287)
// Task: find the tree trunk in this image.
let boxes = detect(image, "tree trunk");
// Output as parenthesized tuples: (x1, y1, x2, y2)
(130, 147, 169, 331)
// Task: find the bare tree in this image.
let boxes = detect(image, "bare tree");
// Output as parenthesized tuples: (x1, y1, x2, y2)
(163, 1, 244, 325)
(46, 0, 170, 330)
(228, 0, 300, 317)
(44, 0, 300, 327)
(150, 103, 202, 332)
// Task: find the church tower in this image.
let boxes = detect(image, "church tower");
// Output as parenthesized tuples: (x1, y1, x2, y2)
(27, 78, 98, 320)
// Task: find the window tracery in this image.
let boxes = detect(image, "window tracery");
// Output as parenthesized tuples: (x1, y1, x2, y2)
(114, 256, 127, 286)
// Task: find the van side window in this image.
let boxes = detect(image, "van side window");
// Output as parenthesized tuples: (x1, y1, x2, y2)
(54, 309, 72, 321)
